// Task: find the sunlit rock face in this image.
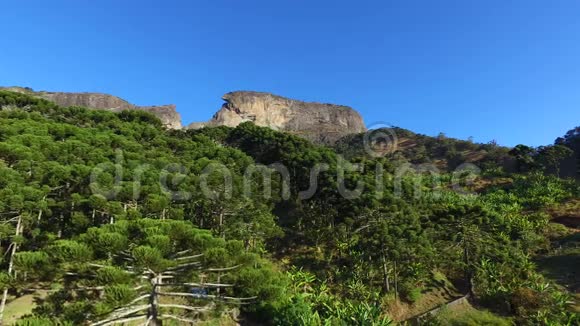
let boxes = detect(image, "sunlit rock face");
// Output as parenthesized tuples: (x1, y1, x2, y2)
(190, 91, 367, 144)
(0, 86, 182, 129)
(2, 87, 367, 140)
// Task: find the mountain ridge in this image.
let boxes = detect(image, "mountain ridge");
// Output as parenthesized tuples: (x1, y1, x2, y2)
(0, 86, 182, 129)
(2, 87, 368, 144)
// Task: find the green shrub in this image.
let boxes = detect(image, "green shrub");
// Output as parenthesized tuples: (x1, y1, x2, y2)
(400, 282, 423, 303)
(271, 296, 319, 325)
(428, 309, 512, 326)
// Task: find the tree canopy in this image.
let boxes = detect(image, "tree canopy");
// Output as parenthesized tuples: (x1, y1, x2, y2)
(0, 90, 578, 325)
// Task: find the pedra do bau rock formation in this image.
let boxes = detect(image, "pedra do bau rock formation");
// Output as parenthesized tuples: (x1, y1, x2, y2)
(189, 91, 367, 143)
(0, 86, 182, 129)
(1, 87, 367, 143)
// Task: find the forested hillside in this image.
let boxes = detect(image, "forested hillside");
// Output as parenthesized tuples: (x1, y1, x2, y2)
(334, 126, 578, 179)
(0, 90, 578, 325)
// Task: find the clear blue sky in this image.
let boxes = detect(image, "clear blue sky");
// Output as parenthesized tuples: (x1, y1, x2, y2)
(2, 0, 579, 146)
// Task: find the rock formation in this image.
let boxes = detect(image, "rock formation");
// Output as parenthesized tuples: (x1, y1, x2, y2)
(2, 87, 367, 141)
(189, 91, 366, 143)
(0, 86, 182, 129)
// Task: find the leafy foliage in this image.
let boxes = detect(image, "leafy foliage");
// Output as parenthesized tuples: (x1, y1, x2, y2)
(0, 90, 578, 324)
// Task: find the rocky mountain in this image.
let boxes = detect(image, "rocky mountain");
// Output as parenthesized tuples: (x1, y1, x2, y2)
(189, 91, 367, 143)
(2, 87, 368, 141)
(0, 86, 182, 129)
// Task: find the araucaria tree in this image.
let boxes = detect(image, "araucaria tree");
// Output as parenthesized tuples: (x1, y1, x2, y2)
(16, 219, 284, 325)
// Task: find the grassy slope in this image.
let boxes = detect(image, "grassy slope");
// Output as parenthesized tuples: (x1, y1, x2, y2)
(3, 291, 48, 324)
(4, 294, 35, 323)
(537, 199, 580, 313)
(434, 303, 512, 326)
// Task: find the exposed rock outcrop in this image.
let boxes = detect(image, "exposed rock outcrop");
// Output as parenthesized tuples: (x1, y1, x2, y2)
(0, 86, 182, 129)
(189, 91, 366, 143)
(3, 87, 367, 141)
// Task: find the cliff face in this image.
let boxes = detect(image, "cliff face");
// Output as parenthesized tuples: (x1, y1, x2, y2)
(0, 87, 182, 129)
(3, 87, 367, 141)
(190, 91, 366, 143)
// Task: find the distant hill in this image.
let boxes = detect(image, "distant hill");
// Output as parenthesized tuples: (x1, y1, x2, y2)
(556, 126, 580, 179)
(334, 127, 514, 172)
(2, 86, 576, 178)
(0, 86, 182, 129)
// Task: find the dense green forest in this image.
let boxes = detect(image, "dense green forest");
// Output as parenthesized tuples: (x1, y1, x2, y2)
(0, 90, 578, 325)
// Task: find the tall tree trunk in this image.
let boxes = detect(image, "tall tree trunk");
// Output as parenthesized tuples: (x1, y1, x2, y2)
(0, 215, 22, 324)
(381, 250, 390, 292)
(394, 260, 398, 301)
(463, 244, 473, 295)
(37, 196, 46, 222)
(217, 272, 221, 296)
(148, 274, 162, 326)
(57, 212, 64, 238)
(219, 211, 225, 239)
